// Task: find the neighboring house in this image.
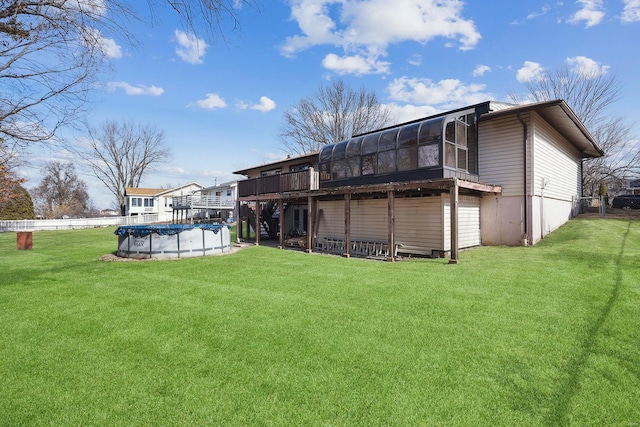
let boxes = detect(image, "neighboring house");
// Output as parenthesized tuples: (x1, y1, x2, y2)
(124, 182, 204, 216)
(625, 179, 640, 195)
(233, 100, 603, 263)
(172, 180, 240, 222)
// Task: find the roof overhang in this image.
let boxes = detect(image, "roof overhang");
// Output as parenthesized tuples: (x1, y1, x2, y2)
(233, 152, 319, 177)
(480, 99, 604, 158)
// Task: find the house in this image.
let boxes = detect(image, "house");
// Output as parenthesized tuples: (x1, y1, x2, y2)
(124, 182, 204, 216)
(233, 100, 603, 262)
(171, 180, 240, 222)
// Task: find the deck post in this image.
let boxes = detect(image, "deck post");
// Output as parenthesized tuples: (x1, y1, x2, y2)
(307, 196, 314, 253)
(236, 200, 242, 242)
(343, 193, 351, 258)
(449, 178, 459, 264)
(255, 200, 260, 246)
(387, 190, 395, 262)
(278, 198, 284, 249)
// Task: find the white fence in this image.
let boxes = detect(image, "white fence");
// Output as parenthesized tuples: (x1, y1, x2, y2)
(0, 212, 173, 232)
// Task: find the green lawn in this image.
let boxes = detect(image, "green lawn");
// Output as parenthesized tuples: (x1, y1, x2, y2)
(1, 219, 639, 426)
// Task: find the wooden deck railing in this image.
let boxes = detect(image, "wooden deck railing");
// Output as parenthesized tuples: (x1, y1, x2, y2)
(172, 195, 236, 209)
(238, 168, 319, 197)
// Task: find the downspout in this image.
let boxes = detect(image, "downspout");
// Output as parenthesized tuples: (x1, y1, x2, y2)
(516, 112, 529, 246)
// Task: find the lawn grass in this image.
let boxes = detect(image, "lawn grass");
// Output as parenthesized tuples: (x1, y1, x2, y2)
(0, 219, 639, 426)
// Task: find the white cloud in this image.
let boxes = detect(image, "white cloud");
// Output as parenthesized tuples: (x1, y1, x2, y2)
(195, 93, 227, 110)
(621, 0, 640, 22)
(73, 0, 107, 16)
(472, 64, 491, 77)
(107, 81, 164, 96)
(174, 30, 208, 64)
(384, 103, 441, 124)
(321, 53, 390, 75)
(408, 54, 422, 66)
(566, 55, 609, 77)
(568, 0, 605, 27)
(82, 28, 122, 59)
(281, 0, 481, 68)
(526, 6, 551, 20)
(238, 96, 277, 112)
(516, 61, 545, 82)
(387, 76, 491, 107)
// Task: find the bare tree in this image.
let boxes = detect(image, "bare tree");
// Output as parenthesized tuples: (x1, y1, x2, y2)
(0, 0, 257, 150)
(0, 138, 24, 205)
(80, 120, 170, 215)
(280, 80, 393, 155)
(32, 161, 90, 218)
(511, 66, 640, 195)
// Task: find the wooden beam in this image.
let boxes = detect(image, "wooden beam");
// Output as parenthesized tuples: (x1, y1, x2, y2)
(307, 196, 314, 253)
(387, 190, 395, 262)
(449, 178, 459, 264)
(254, 200, 260, 246)
(236, 200, 242, 242)
(278, 198, 284, 249)
(343, 193, 351, 258)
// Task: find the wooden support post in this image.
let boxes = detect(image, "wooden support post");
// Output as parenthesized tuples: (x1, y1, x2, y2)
(449, 178, 459, 264)
(343, 193, 351, 258)
(236, 200, 242, 242)
(255, 200, 261, 246)
(387, 190, 395, 262)
(278, 198, 284, 249)
(307, 196, 314, 253)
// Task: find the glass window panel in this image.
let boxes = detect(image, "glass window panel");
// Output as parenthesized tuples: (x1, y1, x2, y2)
(418, 118, 443, 144)
(397, 146, 417, 171)
(456, 121, 467, 147)
(418, 144, 440, 168)
(457, 148, 467, 170)
(346, 137, 362, 158)
(319, 162, 331, 181)
(348, 158, 361, 177)
(445, 142, 456, 167)
(332, 159, 348, 179)
(362, 154, 376, 175)
(378, 129, 398, 151)
(319, 145, 333, 162)
(445, 121, 455, 143)
(378, 150, 396, 174)
(398, 123, 420, 147)
(466, 113, 475, 125)
(332, 141, 347, 160)
(362, 133, 379, 155)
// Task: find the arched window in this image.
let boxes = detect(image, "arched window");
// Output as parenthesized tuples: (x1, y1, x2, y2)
(397, 123, 420, 171)
(331, 141, 348, 179)
(377, 129, 398, 174)
(361, 133, 379, 176)
(418, 118, 442, 168)
(346, 137, 362, 177)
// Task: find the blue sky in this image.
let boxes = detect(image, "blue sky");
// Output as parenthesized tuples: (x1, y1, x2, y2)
(24, 0, 640, 208)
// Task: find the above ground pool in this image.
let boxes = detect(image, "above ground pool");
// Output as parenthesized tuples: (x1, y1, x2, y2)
(114, 224, 232, 259)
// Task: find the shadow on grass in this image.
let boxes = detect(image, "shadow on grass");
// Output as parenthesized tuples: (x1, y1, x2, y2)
(544, 222, 631, 426)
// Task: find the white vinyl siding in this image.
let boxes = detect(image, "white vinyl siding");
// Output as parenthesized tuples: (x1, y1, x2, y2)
(443, 194, 480, 250)
(350, 199, 387, 241)
(317, 200, 344, 238)
(531, 113, 582, 200)
(317, 195, 478, 253)
(478, 114, 529, 197)
(395, 197, 443, 250)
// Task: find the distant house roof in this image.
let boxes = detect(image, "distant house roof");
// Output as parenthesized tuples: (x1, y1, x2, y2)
(233, 152, 318, 176)
(124, 187, 164, 196)
(202, 180, 241, 192)
(124, 182, 204, 198)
